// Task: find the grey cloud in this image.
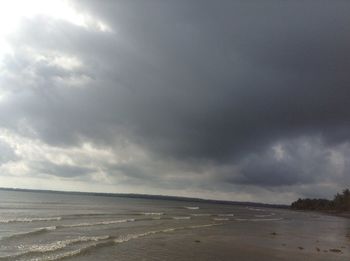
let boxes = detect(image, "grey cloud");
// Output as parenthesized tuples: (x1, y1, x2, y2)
(34, 161, 94, 178)
(227, 138, 332, 187)
(0, 0, 350, 201)
(0, 141, 17, 164)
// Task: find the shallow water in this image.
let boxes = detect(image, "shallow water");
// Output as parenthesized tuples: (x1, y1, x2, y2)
(0, 190, 349, 260)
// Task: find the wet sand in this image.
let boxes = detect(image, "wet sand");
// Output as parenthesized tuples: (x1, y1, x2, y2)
(112, 223, 349, 261)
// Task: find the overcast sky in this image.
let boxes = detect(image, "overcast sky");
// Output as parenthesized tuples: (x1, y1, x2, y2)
(0, 0, 349, 203)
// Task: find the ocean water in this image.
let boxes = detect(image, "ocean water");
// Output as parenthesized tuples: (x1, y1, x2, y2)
(0, 190, 349, 261)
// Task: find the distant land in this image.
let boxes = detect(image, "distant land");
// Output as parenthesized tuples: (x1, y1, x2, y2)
(291, 189, 350, 219)
(0, 187, 288, 209)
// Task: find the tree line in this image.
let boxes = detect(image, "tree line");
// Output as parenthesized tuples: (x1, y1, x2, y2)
(291, 189, 350, 211)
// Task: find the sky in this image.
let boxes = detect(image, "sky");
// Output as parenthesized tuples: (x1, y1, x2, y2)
(0, 0, 349, 204)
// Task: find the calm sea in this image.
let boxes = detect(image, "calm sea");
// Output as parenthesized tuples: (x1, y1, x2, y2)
(0, 189, 349, 260)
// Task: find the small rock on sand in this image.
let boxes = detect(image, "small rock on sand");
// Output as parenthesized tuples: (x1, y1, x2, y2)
(329, 248, 342, 253)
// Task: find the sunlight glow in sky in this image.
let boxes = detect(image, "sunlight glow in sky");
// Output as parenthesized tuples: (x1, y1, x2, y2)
(0, 0, 111, 58)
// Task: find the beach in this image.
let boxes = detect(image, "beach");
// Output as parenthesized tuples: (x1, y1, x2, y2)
(0, 189, 349, 260)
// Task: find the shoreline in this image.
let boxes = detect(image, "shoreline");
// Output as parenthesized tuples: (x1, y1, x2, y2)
(325, 211, 350, 219)
(292, 209, 350, 219)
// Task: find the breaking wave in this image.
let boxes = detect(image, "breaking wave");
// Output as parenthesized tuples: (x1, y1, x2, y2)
(247, 207, 266, 212)
(0, 217, 62, 224)
(58, 218, 135, 228)
(0, 235, 110, 260)
(0, 223, 221, 261)
(173, 216, 191, 220)
(235, 218, 283, 222)
(184, 206, 199, 210)
(255, 214, 274, 218)
(141, 212, 164, 216)
(1, 226, 57, 241)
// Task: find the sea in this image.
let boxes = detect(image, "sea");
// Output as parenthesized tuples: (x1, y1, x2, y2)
(0, 189, 349, 261)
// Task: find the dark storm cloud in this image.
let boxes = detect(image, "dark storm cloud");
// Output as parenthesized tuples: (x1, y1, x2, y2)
(1, 0, 350, 198)
(226, 137, 333, 187)
(67, 0, 350, 162)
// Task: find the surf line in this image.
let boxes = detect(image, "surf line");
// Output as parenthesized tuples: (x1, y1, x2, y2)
(10, 223, 224, 261)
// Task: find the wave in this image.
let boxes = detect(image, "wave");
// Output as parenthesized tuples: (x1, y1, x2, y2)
(58, 218, 135, 228)
(250, 218, 283, 222)
(255, 214, 273, 218)
(1, 223, 221, 261)
(1, 226, 57, 241)
(141, 212, 164, 216)
(44, 240, 115, 261)
(0, 217, 62, 224)
(217, 214, 234, 217)
(188, 223, 222, 229)
(114, 223, 219, 244)
(27, 228, 184, 260)
(213, 218, 229, 221)
(235, 218, 283, 222)
(63, 213, 116, 218)
(0, 235, 110, 260)
(191, 214, 211, 217)
(173, 216, 191, 220)
(50, 226, 200, 260)
(247, 207, 265, 211)
(0, 219, 135, 241)
(184, 206, 199, 210)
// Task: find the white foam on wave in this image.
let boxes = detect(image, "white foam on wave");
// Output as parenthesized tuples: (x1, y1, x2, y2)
(188, 223, 222, 229)
(0, 217, 62, 223)
(213, 218, 229, 221)
(1, 226, 57, 241)
(0, 235, 110, 260)
(173, 216, 191, 220)
(191, 214, 211, 217)
(184, 206, 199, 210)
(24, 238, 114, 261)
(251, 218, 283, 222)
(29, 235, 110, 253)
(235, 218, 283, 222)
(59, 218, 135, 228)
(141, 212, 164, 216)
(7, 223, 222, 261)
(247, 207, 265, 211)
(114, 223, 220, 244)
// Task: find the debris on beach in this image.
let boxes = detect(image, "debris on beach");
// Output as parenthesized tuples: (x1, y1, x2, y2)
(329, 248, 342, 253)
